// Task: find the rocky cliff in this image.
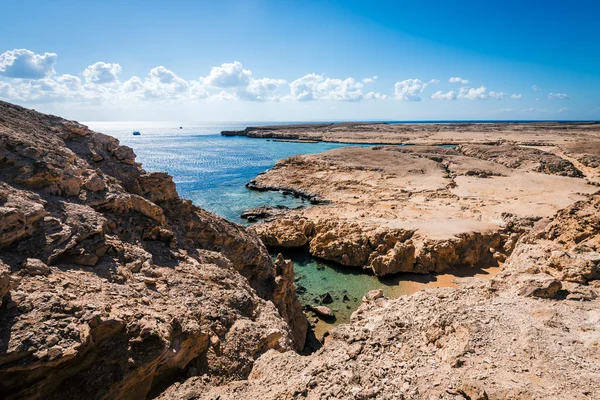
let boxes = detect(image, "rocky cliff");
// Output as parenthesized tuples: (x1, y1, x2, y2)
(0, 101, 307, 399)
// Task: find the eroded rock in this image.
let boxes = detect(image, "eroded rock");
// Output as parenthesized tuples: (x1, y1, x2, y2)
(0, 101, 308, 399)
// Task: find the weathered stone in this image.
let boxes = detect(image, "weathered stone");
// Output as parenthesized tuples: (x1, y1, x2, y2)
(23, 258, 50, 276)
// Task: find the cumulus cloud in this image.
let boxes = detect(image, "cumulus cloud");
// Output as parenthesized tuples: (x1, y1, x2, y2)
(548, 92, 569, 99)
(123, 66, 189, 100)
(431, 90, 457, 100)
(289, 74, 366, 101)
(362, 76, 378, 83)
(0, 49, 57, 79)
(449, 77, 469, 84)
(511, 93, 522, 99)
(457, 86, 505, 100)
(558, 107, 568, 113)
(394, 79, 437, 101)
(532, 85, 541, 91)
(202, 61, 252, 88)
(488, 91, 506, 99)
(0, 74, 89, 103)
(238, 77, 287, 101)
(457, 86, 487, 100)
(365, 91, 387, 100)
(83, 62, 122, 84)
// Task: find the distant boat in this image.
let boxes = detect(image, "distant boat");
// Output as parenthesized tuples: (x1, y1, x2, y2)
(133, 131, 141, 136)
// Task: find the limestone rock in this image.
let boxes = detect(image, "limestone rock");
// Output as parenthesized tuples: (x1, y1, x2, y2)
(22, 258, 50, 276)
(516, 273, 562, 298)
(311, 305, 334, 318)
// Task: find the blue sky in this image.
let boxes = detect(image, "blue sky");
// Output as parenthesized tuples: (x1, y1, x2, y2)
(0, 0, 598, 121)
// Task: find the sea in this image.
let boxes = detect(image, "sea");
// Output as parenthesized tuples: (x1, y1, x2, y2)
(84, 121, 502, 333)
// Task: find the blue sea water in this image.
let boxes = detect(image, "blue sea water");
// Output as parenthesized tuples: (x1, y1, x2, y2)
(87, 121, 365, 224)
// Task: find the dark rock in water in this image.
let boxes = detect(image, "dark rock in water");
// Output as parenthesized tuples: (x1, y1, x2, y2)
(342, 294, 350, 302)
(240, 205, 292, 222)
(320, 292, 333, 304)
(296, 285, 307, 295)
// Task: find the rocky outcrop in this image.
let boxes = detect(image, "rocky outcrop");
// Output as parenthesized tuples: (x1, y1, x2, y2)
(0, 101, 307, 399)
(240, 205, 294, 222)
(254, 216, 505, 276)
(271, 255, 308, 351)
(159, 277, 600, 399)
(493, 193, 600, 300)
(457, 143, 583, 177)
(249, 145, 594, 276)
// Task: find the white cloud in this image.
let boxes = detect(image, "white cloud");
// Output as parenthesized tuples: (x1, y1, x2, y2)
(548, 92, 569, 99)
(431, 90, 457, 100)
(558, 107, 568, 113)
(208, 90, 238, 101)
(0, 74, 88, 103)
(202, 61, 252, 88)
(83, 62, 122, 84)
(394, 79, 437, 101)
(457, 86, 487, 100)
(456, 86, 505, 100)
(289, 74, 366, 101)
(449, 77, 469, 84)
(362, 75, 378, 83)
(123, 66, 189, 100)
(238, 77, 287, 101)
(365, 91, 388, 100)
(488, 91, 506, 99)
(532, 85, 541, 91)
(511, 93, 522, 99)
(0, 49, 57, 79)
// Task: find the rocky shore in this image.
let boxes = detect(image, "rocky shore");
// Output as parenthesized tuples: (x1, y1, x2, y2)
(0, 101, 307, 399)
(248, 144, 596, 277)
(1, 109, 599, 399)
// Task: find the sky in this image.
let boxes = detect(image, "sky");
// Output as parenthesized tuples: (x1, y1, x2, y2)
(0, 0, 599, 122)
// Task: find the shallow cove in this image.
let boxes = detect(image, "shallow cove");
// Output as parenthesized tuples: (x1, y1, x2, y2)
(88, 122, 497, 334)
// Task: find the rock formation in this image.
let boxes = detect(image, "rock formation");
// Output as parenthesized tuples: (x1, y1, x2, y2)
(0, 101, 307, 399)
(249, 145, 595, 276)
(158, 192, 600, 400)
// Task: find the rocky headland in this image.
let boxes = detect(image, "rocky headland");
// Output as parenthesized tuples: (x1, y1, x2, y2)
(247, 144, 596, 278)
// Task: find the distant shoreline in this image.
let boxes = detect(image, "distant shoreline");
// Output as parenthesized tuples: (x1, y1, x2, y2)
(221, 121, 600, 146)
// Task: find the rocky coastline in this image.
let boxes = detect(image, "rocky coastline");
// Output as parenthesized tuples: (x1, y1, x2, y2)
(221, 121, 600, 145)
(0, 101, 307, 399)
(1, 108, 599, 399)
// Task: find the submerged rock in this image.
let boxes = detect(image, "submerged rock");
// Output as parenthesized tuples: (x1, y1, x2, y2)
(240, 205, 293, 222)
